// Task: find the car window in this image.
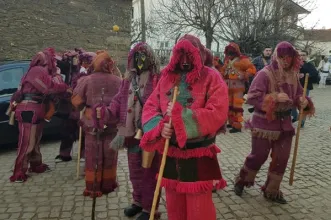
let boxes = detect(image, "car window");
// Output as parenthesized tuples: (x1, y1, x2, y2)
(0, 67, 24, 95)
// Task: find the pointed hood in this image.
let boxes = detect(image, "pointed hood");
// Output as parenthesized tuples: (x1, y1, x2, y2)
(163, 34, 204, 85)
(127, 42, 160, 76)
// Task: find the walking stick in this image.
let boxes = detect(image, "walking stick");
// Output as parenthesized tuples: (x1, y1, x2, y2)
(91, 88, 105, 220)
(149, 86, 179, 220)
(76, 109, 84, 179)
(289, 73, 309, 186)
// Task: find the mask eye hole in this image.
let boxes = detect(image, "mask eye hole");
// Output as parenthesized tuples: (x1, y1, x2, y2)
(141, 54, 146, 61)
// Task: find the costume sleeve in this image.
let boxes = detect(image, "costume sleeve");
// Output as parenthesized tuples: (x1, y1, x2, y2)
(71, 76, 88, 110)
(242, 58, 257, 78)
(92, 79, 129, 127)
(140, 77, 168, 152)
(246, 71, 280, 121)
(26, 67, 68, 94)
(171, 73, 229, 148)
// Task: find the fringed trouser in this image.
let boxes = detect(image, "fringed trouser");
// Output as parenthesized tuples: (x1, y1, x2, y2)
(10, 122, 47, 182)
(127, 143, 160, 213)
(165, 189, 216, 220)
(236, 132, 293, 197)
(228, 88, 245, 129)
(84, 132, 118, 197)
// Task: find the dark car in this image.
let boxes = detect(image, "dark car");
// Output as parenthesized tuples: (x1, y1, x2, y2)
(0, 60, 64, 145)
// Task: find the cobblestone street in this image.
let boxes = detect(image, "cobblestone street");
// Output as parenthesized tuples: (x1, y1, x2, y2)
(0, 87, 330, 220)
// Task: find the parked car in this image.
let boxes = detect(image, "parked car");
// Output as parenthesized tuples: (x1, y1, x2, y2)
(0, 60, 64, 145)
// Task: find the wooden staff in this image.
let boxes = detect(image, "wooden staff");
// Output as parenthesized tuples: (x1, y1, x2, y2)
(149, 86, 179, 220)
(289, 73, 309, 186)
(76, 109, 84, 179)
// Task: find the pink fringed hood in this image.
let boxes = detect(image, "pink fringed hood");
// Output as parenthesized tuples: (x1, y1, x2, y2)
(29, 47, 57, 76)
(271, 41, 302, 73)
(162, 34, 205, 85)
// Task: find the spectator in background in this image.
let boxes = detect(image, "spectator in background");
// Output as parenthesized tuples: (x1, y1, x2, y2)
(292, 50, 319, 127)
(252, 46, 273, 72)
(247, 47, 273, 94)
(317, 56, 331, 88)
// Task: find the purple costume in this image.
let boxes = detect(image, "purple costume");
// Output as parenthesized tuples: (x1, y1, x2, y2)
(95, 42, 161, 220)
(234, 42, 315, 203)
(9, 48, 69, 182)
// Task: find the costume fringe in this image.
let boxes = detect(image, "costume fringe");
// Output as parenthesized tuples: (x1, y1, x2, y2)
(158, 176, 227, 193)
(28, 163, 49, 173)
(163, 39, 203, 85)
(83, 189, 103, 198)
(140, 120, 165, 152)
(303, 96, 315, 117)
(261, 93, 277, 121)
(9, 173, 28, 182)
(165, 144, 220, 159)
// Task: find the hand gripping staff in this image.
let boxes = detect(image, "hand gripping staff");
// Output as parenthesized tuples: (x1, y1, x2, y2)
(289, 73, 309, 186)
(149, 86, 179, 220)
(92, 88, 105, 220)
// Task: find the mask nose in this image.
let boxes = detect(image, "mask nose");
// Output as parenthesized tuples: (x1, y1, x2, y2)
(137, 59, 144, 70)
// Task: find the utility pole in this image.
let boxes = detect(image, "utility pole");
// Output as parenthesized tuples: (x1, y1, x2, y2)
(140, 0, 146, 42)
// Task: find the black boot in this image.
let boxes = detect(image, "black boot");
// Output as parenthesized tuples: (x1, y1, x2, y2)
(234, 183, 244, 196)
(124, 204, 143, 217)
(229, 128, 241, 133)
(136, 212, 150, 220)
(55, 155, 72, 163)
(263, 192, 287, 204)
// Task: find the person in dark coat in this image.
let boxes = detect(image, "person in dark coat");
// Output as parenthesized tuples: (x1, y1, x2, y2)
(291, 50, 319, 127)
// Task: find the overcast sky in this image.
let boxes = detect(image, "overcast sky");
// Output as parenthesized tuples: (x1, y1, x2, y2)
(302, 0, 331, 29)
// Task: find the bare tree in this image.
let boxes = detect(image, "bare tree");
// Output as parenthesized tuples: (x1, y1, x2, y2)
(214, 0, 316, 56)
(152, 0, 232, 49)
(140, 0, 147, 42)
(131, 18, 161, 45)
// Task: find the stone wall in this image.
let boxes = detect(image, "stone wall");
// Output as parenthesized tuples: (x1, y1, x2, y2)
(0, 0, 132, 71)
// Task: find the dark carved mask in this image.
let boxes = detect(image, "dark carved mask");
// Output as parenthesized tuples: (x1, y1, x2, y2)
(179, 50, 193, 72)
(134, 51, 149, 71)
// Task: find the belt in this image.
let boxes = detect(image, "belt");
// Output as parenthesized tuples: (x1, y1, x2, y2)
(22, 93, 43, 104)
(274, 110, 291, 118)
(170, 137, 216, 150)
(254, 110, 291, 119)
(321, 70, 329, 73)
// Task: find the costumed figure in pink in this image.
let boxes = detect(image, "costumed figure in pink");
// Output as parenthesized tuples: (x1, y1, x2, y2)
(94, 42, 161, 220)
(234, 41, 315, 203)
(9, 48, 70, 183)
(140, 34, 228, 220)
(71, 51, 121, 197)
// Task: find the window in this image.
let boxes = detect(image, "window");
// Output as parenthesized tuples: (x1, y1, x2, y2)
(165, 42, 169, 48)
(0, 67, 24, 95)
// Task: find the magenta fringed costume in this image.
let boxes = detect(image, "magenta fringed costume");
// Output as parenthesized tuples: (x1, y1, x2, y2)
(94, 43, 161, 220)
(9, 48, 69, 182)
(71, 51, 121, 197)
(234, 41, 315, 203)
(140, 35, 228, 220)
